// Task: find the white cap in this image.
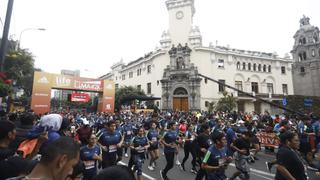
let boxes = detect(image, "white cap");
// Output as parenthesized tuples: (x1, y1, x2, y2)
(238, 120, 245, 124)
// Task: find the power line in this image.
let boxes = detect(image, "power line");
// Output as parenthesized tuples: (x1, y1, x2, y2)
(197, 73, 307, 118)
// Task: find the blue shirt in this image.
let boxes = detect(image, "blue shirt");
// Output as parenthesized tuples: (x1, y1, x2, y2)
(226, 127, 236, 146)
(147, 128, 159, 146)
(80, 145, 101, 175)
(122, 124, 134, 141)
(163, 130, 178, 153)
(203, 145, 228, 180)
(99, 130, 122, 154)
(131, 136, 149, 154)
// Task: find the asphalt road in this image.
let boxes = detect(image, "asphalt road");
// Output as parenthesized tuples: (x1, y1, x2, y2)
(119, 148, 319, 180)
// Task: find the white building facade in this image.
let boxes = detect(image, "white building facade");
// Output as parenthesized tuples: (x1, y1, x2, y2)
(101, 0, 293, 114)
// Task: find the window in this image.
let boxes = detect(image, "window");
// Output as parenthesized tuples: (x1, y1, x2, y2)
(282, 84, 288, 95)
(268, 65, 271, 72)
(258, 64, 261, 71)
(312, 49, 315, 57)
(298, 52, 307, 61)
(204, 78, 207, 84)
(147, 83, 151, 94)
(205, 101, 209, 107)
(299, 37, 306, 45)
(300, 66, 305, 73)
(137, 68, 142, 76)
(242, 62, 246, 70)
(281, 66, 286, 74)
(251, 82, 259, 93)
(147, 65, 152, 73)
(137, 85, 141, 90)
(122, 74, 125, 80)
(263, 65, 266, 72)
(235, 81, 243, 91)
(248, 63, 251, 71)
(157, 80, 159, 86)
(115, 84, 119, 89)
(253, 63, 256, 71)
(236, 62, 241, 69)
(267, 83, 274, 94)
(218, 59, 224, 68)
(129, 72, 133, 78)
(218, 79, 225, 92)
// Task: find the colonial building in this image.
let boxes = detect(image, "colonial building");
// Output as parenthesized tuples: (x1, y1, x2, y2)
(291, 16, 320, 97)
(100, 0, 293, 113)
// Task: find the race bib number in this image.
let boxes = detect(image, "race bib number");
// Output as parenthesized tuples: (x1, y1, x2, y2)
(126, 131, 132, 135)
(83, 160, 95, 170)
(137, 146, 145, 153)
(152, 137, 157, 142)
(109, 145, 117, 153)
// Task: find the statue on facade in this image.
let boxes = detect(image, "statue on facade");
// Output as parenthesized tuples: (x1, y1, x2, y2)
(176, 57, 185, 69)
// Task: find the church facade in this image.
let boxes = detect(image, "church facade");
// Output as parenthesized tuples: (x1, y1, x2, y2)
(100, 0, 294, 114)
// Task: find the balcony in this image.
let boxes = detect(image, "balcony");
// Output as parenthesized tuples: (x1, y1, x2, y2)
(236, 92, 284, 101)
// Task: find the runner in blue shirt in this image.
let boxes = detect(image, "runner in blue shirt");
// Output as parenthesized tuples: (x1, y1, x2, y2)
(98, 120, 123, 168)
(80, 134, 102, 180)
(202, 132, 232, 180)
(130, 127, 150, 180)
(122, 121, 135, 158)
(147, 121, 160, 171)
(160, 121, 180, 180)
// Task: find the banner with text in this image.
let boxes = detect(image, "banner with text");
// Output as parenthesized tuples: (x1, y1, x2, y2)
(31, 71, 114, 114)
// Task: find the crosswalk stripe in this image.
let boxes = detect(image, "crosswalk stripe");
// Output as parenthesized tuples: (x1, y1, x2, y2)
(118, 161, 157, 180)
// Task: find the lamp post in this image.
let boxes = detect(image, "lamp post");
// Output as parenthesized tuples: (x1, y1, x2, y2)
(17, 28, 46, 50)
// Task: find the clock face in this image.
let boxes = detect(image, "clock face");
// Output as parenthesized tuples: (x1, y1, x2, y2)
(176, 11, 184, 20)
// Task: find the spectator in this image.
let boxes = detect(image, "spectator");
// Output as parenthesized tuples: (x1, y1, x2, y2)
(275, 131, 307, 180)
(92, 165, 135, 180)
(24, 136, 80, 180)
(10, 112, 36, 150)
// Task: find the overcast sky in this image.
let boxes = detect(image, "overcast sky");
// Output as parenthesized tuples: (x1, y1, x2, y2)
(0, 0, 319, 78)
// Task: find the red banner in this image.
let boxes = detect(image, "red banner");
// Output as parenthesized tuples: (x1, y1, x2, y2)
(256, 132, 280, 148)
(71, 92, 89, 102)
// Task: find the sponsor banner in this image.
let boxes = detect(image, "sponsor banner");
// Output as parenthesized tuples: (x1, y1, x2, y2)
(71, 92, 89, 102)
(31, 71, 53, 114)
(52, 75, 103, 92)
(101, 80, 115, 113)
(31, 71, 115, 114)
(256, 132, 280, 148)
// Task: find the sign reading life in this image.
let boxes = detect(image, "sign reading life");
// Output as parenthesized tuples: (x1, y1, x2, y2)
(31, 71, 115, 114)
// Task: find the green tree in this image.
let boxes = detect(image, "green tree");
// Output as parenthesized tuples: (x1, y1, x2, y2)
(207, 101, 215, 113)
(115, 86, 146, 110)
(215, 91, 237, 112)
(2, 40, 38, 106)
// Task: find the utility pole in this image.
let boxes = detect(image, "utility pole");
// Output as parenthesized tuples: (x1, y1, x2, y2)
(0, 0, 14, 72)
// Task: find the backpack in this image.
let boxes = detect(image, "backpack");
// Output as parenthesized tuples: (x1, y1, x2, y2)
(17, 138, 38, 158)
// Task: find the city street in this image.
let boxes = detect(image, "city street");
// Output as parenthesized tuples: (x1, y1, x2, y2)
(119, 148, 318, 180)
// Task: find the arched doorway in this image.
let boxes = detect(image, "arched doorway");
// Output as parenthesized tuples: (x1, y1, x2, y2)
(173, 87, 189, 112)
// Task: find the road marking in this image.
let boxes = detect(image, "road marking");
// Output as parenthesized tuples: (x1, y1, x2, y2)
(229, 163, 275, 177)
(118, 161, 157, 180)
(251, 172, 274, 180)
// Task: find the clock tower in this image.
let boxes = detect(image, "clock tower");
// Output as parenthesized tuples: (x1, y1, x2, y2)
(166, 0, 195, 45)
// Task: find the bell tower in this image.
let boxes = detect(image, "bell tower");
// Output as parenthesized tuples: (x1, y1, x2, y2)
(291, 16, 320, 96)
(166, 0, 195, 45)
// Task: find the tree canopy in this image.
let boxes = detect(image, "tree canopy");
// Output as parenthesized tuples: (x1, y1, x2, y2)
(115, 86, 146, 110)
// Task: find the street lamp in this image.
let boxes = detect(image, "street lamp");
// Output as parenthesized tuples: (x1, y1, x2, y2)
(17, 28, 46, 50)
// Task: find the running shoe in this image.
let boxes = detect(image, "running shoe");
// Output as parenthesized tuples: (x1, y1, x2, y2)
(148, 165, 155, 171)
(265, 161, 272, 172)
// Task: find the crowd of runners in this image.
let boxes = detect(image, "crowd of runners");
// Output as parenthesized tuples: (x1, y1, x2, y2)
(0, 110, 320, 180)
